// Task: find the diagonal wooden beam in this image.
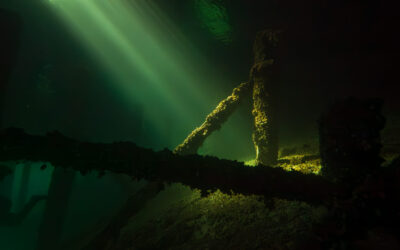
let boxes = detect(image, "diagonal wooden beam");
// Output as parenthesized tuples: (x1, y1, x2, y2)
(173, 81, 252, 155)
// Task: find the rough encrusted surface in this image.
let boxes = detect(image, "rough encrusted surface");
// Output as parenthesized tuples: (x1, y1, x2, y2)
(117, 190, 327, 250)
(0, 127, 341, 204)
(173, 81, 252, 155)
(251, 29, 281, 166)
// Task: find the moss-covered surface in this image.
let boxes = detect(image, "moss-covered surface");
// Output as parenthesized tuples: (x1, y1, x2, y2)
(246, 143, 322, 175)
(277, 154, 321, 175)
(251, 40, 278, 166)
(118, 189, 327, 250)
(116, 153, 325, 250)
(0, 128, 340, 204)
(174, 82, 252, 156)
(251, 68, 279, 166)
(3, 126, 399, 249)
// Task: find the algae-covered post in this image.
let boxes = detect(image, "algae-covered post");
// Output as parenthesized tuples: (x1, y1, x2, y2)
(175, 29, 282, 162)
(251, 29, 282, 166)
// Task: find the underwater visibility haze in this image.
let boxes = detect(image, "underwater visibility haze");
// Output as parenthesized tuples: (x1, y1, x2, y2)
(0, 0, 400, 249)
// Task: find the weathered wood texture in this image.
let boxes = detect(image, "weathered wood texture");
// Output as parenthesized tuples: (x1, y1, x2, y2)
(0, 128, 341, 204)
(251, 29, 282, 166)
(173, 81, 252, 155)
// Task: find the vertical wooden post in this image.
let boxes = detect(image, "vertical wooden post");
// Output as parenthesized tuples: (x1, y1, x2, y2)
(251, 29, 282, 166)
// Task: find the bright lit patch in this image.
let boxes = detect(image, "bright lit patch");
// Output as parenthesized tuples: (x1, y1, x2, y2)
(278, 154, 322, 175)
(244, 159, 257, 167)
(45, 0, 253, 159)
(244, 154, 322, 175)
(46, 0, 227, 146)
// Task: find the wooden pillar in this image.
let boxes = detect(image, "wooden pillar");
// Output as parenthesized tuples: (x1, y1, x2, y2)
(251, 29, 282, 166)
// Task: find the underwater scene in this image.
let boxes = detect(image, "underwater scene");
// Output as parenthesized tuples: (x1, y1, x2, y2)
(0, 0, 400, 249)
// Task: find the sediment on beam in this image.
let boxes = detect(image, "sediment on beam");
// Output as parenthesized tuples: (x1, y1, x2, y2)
(0, 127, 343, 204)
(173, 81, 252, 155)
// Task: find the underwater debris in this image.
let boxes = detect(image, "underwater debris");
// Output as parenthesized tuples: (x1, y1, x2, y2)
(174, 81, 252, 155)
(277, 154, 321, 175)
(0, 101, 398, 249)
(251, 29, 282, 166)
(175, 29, 282, 167)
(309, 98, 400, 249)
(279, 142, 320, 158)
(319, 97, 385, 184)
(0, 127, 342, 204)
(83, 181, 164, 249)
(120, 190, 327, 250)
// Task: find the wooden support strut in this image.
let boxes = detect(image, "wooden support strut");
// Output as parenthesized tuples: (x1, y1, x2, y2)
(173, 81, 253, 155)
(174, 29, 282, 166)
(251, 29, 282, 166)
